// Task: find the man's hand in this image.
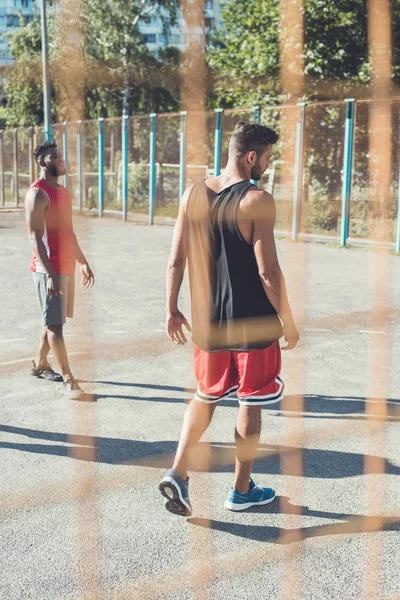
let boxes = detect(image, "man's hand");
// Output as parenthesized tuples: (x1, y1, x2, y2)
(166, 311, 192, 345)
(46, 273, 60, 297)
(282, 321, 300, 351)
(80, 263, 94, 289)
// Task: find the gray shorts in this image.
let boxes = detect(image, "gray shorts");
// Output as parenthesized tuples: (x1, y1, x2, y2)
(33, 273, 75, 327)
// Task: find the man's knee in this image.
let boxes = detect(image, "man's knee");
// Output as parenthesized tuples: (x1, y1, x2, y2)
(47, 324, 64, 337)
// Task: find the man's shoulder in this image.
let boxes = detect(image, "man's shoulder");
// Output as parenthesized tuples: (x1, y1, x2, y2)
(25, 183, 49, 209)
(240, 187, 275, 218)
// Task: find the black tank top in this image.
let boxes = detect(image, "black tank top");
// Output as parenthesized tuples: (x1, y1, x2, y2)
(186, 180, 283, 352)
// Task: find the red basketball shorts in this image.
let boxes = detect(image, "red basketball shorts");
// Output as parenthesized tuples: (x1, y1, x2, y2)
(193, 341, 284, 406)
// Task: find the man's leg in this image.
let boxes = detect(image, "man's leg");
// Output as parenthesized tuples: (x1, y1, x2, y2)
(46, 325, 74, 381)
(172, 399, 217, 479)
(233, 404, 262, 493)
(37, 326, 50, 365)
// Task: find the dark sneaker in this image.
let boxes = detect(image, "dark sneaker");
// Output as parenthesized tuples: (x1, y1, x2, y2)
(31, 360, 63, 382)
(159, 468, 192, 516)
(63, 378, 85, 400)
(224, 477, 276, 511)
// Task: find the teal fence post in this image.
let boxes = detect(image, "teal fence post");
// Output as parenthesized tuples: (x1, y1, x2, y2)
(77, 120, 83, 212)
(149, 113, 157, 225)
(253, 105, 260, 123)
(179, 111, 187, 200)
(396, 163, 400, 253)
(214, 108, 223, 176)
(13, 128, 18, 207)
(122, 115, 129, 221)
(251, 106, 261, 186)
(340, 99, 355, 247)
(0, 131, 4, 206)
(28, 126, 34, 183)
(292, 102, 307, 241)
(98, 118, 105, 217)
(62, 121, 68, 190)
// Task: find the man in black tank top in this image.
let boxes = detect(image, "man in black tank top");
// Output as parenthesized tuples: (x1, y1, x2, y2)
(159, 120, 299, 516)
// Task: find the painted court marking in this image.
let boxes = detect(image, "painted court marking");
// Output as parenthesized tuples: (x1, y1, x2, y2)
(0, 351, 88, 367)
(0, 338, 27, 343)
(103, 330, 129, 334)
(359, 330, 386, 335)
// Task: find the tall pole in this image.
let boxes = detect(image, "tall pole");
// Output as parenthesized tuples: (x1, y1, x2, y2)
(40, 0, 52, 142)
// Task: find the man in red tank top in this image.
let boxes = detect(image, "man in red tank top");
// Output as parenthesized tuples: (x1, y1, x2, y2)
(24, 142, 94, 400)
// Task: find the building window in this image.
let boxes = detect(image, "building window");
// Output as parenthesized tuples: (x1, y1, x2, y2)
(7, 15, 20, 27)
(205, 0, 213, 9)
(143, 34, 157, 44)
(205, 17, 214, 29)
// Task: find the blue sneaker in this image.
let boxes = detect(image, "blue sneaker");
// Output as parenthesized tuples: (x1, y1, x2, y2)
(224, 478, 276, 511)
(159, 468, 192, 516)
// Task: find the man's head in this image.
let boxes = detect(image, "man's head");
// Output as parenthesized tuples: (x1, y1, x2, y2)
(33, 142, 66, 177)
(228, 120, 278, 180)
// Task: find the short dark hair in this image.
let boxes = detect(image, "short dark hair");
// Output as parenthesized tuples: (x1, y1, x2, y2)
(229, 120, 278, 160)
(33, 141, 58, 164)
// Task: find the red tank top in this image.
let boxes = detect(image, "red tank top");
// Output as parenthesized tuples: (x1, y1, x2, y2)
(26, 179, 76, 275)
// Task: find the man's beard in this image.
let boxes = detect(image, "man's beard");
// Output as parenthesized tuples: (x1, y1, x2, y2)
(49, 165, 66, 177)
(250, 161, 263, 181)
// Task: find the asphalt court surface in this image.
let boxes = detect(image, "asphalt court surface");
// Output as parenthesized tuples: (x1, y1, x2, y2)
(0, 210, 399, 599)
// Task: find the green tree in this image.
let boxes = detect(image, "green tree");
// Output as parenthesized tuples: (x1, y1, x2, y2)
(1, 11, 45, 127)
(208, 0, 400, 107)
(1, 0, 180, 127)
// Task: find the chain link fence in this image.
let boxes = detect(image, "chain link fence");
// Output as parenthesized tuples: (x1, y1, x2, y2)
(1, 99, 399, 248)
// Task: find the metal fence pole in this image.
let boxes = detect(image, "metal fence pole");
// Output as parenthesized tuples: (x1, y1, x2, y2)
(39, 0, 52, 143)
(396, 163, 400, 253)
(0, 131, 4, 206)
(214, 108, 223, 176)
(253, 105, 260, 123)
(251, 106, 261, 186)
(33, 126, 38, 180)
(98, 118, 105, 217)
(179, 111, 187, 200)
(62, 121, 69, 190)
(77, 120, 83, 212)
(122, 114, 129, 221)
(292, 102, 307, 241)
(28, 126, 34, 183)
(13, 128, 18, 207)
(340, 99, 356, 247)
(149, 113, 157, 225)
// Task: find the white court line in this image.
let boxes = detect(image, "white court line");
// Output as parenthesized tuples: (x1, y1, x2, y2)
(63, 334, 78, 338)
(0, 351, 88, 367)
(359, 330, 385, 335)
(303, 328, 331, 332)
(0, 338, 27, 343)
(103, 330, 129, 334)
(154, 329, 166, 332)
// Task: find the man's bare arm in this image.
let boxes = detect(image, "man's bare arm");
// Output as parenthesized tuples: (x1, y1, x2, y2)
(74, 234, 94, 288)
(250, 190, 299, 349)
(165, 188, 192, 344)
(74, 234, 88, 266)
(25, 188, 61, 296)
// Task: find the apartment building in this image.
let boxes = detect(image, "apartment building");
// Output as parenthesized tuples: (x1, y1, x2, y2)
(0, 0, 34, 65)
(139, 0, 222, 54)
(0, 0, 221, 65)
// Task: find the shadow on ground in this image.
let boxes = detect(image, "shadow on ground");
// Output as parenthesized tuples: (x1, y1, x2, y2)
(86, 381, 400, 421)
(0, 424, 399, 478)
(187, 495, 400, 544)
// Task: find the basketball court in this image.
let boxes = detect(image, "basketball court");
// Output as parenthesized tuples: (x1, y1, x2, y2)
(0, 210, 399, 599)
